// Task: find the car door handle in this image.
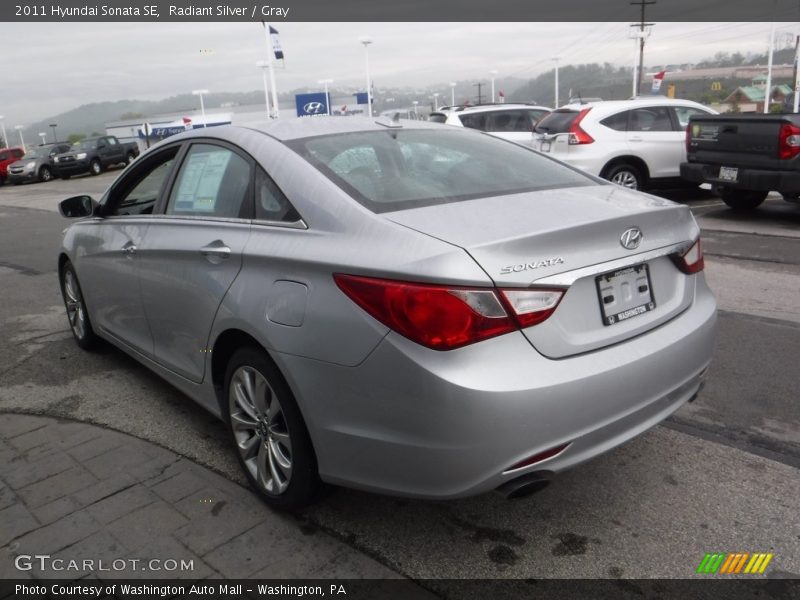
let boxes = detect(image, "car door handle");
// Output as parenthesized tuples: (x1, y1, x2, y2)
(200, 242, 231, 261)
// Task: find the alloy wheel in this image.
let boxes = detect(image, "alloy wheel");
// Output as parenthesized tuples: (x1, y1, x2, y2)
(228, 366, 293, 495)
(63, 269, 86, 340)
(610, 170, 638, 189)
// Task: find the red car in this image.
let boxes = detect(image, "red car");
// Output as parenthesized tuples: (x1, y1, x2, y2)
(0, 147, 25, 185)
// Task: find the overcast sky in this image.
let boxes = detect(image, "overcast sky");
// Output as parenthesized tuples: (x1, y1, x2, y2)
(2, 21, 799, 125)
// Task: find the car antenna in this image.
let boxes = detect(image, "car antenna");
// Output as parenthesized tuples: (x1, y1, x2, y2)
(376, 112, 403, 128)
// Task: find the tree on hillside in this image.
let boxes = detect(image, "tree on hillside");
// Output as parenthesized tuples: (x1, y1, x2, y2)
(67, 133, 86, 144)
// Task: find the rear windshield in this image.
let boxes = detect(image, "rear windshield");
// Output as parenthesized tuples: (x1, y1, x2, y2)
(287, 129, 592, 213)
(428, 113, 447, 123)
(534, 110, 580, 134)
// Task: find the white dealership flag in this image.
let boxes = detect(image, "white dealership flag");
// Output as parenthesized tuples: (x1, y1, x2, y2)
(269, 26, 284, 60)
(652, 71, 666, 93)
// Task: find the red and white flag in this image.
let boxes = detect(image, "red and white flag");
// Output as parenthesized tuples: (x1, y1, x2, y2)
(652, 71, 666, 93)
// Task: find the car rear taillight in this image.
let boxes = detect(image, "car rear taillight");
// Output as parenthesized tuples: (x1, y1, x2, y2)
(568, 108, 594, 145)
(778, 123, 800, 160)
(334, 274, 564, 351)
(671, 238, 704, 274)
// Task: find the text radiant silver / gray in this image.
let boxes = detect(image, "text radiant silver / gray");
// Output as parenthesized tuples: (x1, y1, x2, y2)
(57, 116, 716, 508)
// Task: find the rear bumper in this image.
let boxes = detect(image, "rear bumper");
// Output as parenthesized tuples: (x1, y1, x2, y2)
(278, 276, 717, 499)
(681, 161, 800, 192)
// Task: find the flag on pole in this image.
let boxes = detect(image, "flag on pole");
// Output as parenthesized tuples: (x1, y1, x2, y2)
(269, 26, 284, 60)
(498, 90, 505, 103)
(651, 71, 666, 93)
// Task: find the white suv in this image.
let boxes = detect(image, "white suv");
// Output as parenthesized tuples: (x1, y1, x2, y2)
(533, 98, 716, 190)
(430, 103, 552, 145)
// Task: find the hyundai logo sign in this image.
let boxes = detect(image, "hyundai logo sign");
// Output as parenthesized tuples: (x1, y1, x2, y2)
(296, 92, 330, 117)
(303, 102, 325, 114)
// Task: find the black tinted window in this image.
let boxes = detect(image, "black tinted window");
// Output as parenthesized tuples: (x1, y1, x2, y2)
(255, 168, 301, 223)
(459, 113, 487, 130)
(428, 113, 447, 123)
(600, 111, 629, 131)
(166, 144, 252, 218)
(486, 110, 531, 132)
(534, 110, 579, 133)
(289, 129, 591, 213)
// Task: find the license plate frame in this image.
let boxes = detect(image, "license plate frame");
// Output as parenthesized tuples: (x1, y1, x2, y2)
(718, 166, 738, 182)
(595, 263, 656, 326)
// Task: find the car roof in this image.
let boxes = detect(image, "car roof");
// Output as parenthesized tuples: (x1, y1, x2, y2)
(240, 116, 448, 142)
(450, 103, 552, 114)
(557, 97, 707, 112)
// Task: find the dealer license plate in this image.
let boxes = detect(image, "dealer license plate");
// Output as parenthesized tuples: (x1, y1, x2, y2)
(596, 264, 655, 326)
(718, 166, 738, 182)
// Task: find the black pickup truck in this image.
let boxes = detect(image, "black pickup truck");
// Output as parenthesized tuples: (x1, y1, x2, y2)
(680, 114, 800, 209)
(54, 135, 139, 179)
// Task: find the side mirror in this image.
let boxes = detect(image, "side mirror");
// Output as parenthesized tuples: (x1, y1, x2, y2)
(59, 195, 98, 218)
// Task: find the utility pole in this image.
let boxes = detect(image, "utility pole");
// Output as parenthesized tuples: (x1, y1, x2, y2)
(630, 0, 655, 96)
(473, 82, 484, 105)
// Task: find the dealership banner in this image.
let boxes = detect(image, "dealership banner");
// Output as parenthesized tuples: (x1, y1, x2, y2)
(1, 0, 797, 21)
(295, 92, 330, 117)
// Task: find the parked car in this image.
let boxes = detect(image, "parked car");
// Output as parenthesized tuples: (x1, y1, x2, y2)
(6, 143, 71, 184)
(57, 119, 716, 508)
(533, 98, 716, 190)
(430, 103, 552, 144)
(681, 112, 800, 209)
(0, 146, 25, 185)
(54, 135, 139, 179)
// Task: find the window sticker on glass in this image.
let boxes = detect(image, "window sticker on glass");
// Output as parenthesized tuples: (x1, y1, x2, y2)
(174, 149, 232, 212)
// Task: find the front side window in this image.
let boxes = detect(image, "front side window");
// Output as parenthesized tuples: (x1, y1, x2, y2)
(290, 129, 592, 213)
(166, 144, 252, 218)
(673, 106, 709, 129)
(106, 148, 178, 216)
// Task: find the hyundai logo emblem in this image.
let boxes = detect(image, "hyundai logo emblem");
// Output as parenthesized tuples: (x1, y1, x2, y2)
(620, 227, 643, 250)
(303, 102, 325, 114)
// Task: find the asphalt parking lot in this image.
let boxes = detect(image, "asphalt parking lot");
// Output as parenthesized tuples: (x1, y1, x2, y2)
(1, 171, 799, 581)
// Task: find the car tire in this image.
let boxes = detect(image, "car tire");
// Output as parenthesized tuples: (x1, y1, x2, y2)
(223, 347, 323, 510)
(126, 152, 136, 165)
(39, 166, 53, 182)
(89, 159, 102, 176)
(603, 163, 644, 190)
(719, 188, 767, 210)
(59, 261, 100, 351)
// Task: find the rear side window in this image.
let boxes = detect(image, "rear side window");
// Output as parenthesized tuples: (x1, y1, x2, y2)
(486, 110, 532, 132)
(534, 110, 579, 133)
(629, 107, 673, 132)
(255, 168, 301, 224)
(459, 113, 488, 130)
(289, 129, 592, 213)
(166, 144, 252, 218)
(600, 111, 629, 131)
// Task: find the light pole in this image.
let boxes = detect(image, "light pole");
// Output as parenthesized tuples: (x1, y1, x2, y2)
(489, 70, 498, 103)
(49, 123, 57, 143)
(256, 61, 272, 118)
(38, 132, 47, 145)
(450, 82, 456, 106)
(14, 125, 25, 151)
(359, 36, 373, 117)
(412, 100, 419, 116)
(0, 116, 7, 149)
(318, 79, 334, 115)
(433, 92, 439, 111)
(192, 89, 209, 127)
(552, 57, 560, 107)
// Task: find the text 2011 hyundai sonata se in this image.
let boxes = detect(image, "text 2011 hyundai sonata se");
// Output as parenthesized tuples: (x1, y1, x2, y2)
(57, 117, 716, 508)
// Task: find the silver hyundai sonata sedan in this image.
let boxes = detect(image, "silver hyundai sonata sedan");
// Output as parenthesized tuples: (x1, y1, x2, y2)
(57, 117, 716, 508)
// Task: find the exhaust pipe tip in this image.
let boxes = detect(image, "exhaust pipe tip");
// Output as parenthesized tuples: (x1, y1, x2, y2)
(496, 471, 553, 500)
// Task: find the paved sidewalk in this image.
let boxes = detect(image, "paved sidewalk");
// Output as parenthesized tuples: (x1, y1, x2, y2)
(0, 413, 400, 580)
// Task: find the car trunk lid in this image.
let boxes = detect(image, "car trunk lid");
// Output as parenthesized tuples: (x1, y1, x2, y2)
(385, 184, 699, 357)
